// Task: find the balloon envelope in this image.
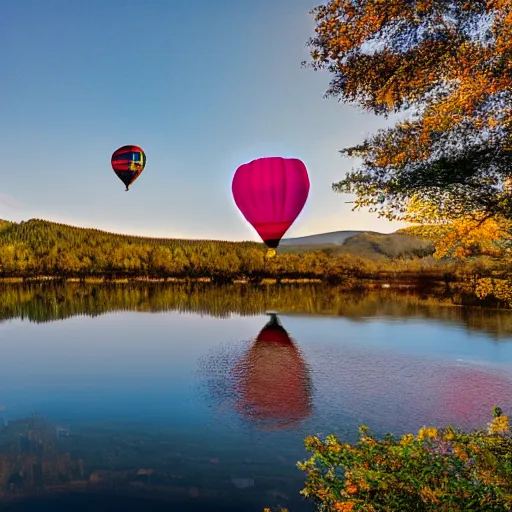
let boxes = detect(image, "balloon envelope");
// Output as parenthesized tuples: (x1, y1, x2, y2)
(232, 157, 310, 248)
(111, 145, 146, 191)
(234, 314, 312, 429)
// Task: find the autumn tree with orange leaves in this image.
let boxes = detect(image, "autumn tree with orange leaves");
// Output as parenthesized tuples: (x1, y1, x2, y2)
(304, 0, 512, 230)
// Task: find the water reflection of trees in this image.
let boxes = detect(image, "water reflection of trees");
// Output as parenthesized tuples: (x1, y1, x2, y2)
(0, 416, 260, 507)
(0, 282, 511, 338)
(0, 416, 84, 494)
(0, 414, 305, 510)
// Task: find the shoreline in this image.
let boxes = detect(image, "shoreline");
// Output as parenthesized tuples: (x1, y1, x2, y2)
(1, 275, 510, 310)
(0, 275, 447, 288)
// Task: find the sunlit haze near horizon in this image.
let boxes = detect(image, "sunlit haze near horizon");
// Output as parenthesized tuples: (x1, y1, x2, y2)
(1, 0, 409, 241)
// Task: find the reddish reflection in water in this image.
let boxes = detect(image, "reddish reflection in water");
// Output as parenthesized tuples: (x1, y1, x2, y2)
(232, 314, 312, 430)
(437, 365, 512, 424)
(307, 342, 512, 434)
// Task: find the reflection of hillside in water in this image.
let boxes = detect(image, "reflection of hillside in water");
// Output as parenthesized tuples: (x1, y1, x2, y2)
(0, 282, 512, 338)
(0, 416, 298, 510)
(0, 417, 84, 494)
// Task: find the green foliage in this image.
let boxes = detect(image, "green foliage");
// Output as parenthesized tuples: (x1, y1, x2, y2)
(0, 220, 12, 233)
(304, 0, 512, 223)
(298, 410, 512, 511)
(0, 218, 440, 281)
(0, 218, 511, 310)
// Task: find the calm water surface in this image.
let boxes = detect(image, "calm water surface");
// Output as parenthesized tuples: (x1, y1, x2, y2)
(0, 283, 511, 511)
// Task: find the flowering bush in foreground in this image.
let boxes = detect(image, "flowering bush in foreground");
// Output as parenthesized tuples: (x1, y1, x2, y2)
(296, 407, 511, 511)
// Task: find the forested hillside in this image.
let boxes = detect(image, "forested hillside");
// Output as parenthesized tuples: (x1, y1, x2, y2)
(0, 218, 493, 282)
(0, 218, 264, 279)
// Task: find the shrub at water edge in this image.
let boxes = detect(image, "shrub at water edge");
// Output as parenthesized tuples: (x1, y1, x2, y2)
(292, 407, 511, 511)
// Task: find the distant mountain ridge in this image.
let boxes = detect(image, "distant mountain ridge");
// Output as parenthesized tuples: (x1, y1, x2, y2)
(281, 230, 382, 246)
(280, 229, 434, 259)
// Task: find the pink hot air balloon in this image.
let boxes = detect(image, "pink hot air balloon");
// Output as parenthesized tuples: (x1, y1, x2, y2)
(232, 157, 310, 256)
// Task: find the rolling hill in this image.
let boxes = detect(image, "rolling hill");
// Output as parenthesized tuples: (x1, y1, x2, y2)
(280, 230, 378, 246)
(280, 230, 434, 259)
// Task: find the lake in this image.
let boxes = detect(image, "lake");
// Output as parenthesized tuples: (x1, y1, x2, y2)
(0, 283, 512, 511)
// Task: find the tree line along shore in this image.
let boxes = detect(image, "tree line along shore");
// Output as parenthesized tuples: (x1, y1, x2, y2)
(0, 217, 506, 278)
(0, 218, 510, 307)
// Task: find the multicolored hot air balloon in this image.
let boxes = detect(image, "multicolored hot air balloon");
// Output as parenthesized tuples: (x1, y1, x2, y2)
(111, 145, 146, 191)
(232, 157, 310, 257)
(233, 313, 312, 429)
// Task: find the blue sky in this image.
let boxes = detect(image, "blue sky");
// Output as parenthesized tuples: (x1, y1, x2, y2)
(1, 0, 407, 240)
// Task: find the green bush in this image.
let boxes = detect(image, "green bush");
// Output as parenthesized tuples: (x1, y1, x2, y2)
(296, 407, 512, 511)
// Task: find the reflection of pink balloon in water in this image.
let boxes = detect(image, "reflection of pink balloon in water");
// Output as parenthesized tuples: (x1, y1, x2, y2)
(232, 157, 310, 254)
(233, 314, 312, 429)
